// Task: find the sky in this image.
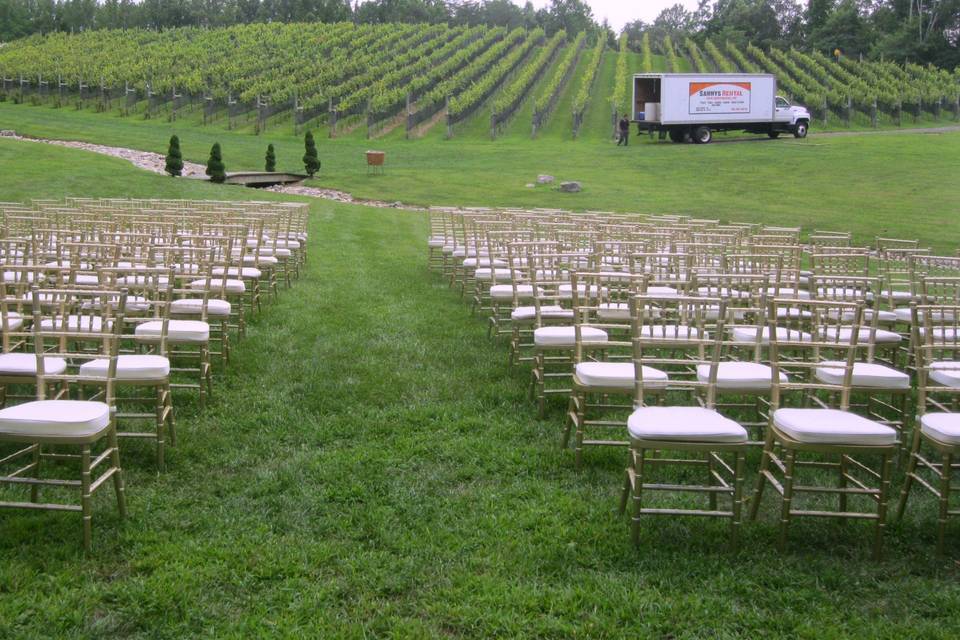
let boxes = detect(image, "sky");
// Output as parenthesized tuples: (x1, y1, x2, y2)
(526, 0, 701, 31)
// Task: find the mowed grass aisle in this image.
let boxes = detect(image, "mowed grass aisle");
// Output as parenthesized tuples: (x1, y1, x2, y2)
(1, 140, 960, 638)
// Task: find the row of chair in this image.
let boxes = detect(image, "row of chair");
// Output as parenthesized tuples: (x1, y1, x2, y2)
(429, 206, 959, 557)
(0, 198, 309, 550)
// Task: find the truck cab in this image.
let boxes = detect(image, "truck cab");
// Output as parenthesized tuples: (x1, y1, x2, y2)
(773, 95, 810, 138)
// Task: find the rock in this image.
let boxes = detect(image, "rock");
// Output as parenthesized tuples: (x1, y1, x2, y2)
(537, 174, 554, 184)
(525, 183, 535, 188)
(391, 201, 403, 208)
(559, 181, 582, 193)
(0, 130, 16, 137)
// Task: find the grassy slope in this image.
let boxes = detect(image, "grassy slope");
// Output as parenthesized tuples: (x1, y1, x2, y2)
(536, 42, 592, 140)
(2, 102, 958, 251)
(2, 138, 960, 638)
(498, 43, 567, 140)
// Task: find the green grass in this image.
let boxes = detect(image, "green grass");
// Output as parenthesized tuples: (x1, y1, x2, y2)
(1, 102, 959, 252)
(1, 135, 960, 638)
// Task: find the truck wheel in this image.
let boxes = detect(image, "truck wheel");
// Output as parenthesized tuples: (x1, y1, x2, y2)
(692, 126, 712, 144)
(793, 121, 808, 138)
(767, 131, 780, 139)
(668, 129, 684, 143)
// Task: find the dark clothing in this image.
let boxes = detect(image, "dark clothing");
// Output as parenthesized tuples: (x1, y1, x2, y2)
(617, 118, 630, 146)
(617, 118, 630, 147)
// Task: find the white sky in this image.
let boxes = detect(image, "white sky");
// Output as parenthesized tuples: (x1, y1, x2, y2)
(526, 0, 701, 31)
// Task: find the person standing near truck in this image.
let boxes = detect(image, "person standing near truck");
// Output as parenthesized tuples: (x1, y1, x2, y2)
(617, 116, 630, 146)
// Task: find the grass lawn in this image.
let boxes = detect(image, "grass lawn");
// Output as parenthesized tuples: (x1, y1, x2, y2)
(1, 102, 959, 253)
(1, 135, 960, 638)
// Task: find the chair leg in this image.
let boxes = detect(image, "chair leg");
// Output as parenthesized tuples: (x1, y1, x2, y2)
(937, 453, 953, 556)
(81, 445, 93, 552)
(750, 428, 776, 521)
(30, 444, 41, 503)
(630, 448, 647, 546)
(708, 454, 718, 512)
(731, 452, 745, 551)
(874, 453, 893, 560)
(895, 428, 922, 521)
(839, 454, 849, 514)
(618, 467, 631, 515)
(778, 448, 797, 551)
(155, 386, 165, 471)
(109, 427, 127, 519)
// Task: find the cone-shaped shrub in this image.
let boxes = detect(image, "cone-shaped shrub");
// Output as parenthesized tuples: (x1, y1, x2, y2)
(165, 135, 183, 177)
(302, 131, 320, 177)
(265, 143, 276, 172)
(206, 142, 226, 183)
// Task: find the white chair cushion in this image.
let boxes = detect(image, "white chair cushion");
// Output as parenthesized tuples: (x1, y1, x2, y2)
(533, 326, 607, 348)
(190, 278, 245, 294)
(212, 267, 262, 279)
(773, 408, 897, 445)
(2, 312, 23, 332)
(597, 302, 631, 322)
(698, 362, 786, 391)
(575, 362, 668, 389)
(117, 275, 169, 286)
(135, 320, 209, 343)
(821, 327, 901, 344)
(815, 361, 910, 389)
(427, 237, 445, 248)
(489, 284, 537, 300)
(869, 290, 914, 303)
(462, 257, 506, 268)
(647, 286, 679, 297)
(170, 298, 232, 317)
(731, 326, 811, 344)
(0, 352, 67, 375)
(40, 316, 107, 333)
(79, 355, 170, 380)
(929, 361, 960, 388)
(474, 268, 511, 282)
(627, 406, 747, 443)
(920, 413, 960, 445)
(0, 400, 110, 440)
(895, 308, 957, 324)
(918, 327, 959, 342)
(766, 288, 810, 299)
(81, 295, 150, 313)
(557, 284, 607, 298)
(776, 307, 812, 320)
(696, 286, 748, 299)
(510, 305, 572, 322)
(73, 274, 100, 285)
(243, 255, 278, 265)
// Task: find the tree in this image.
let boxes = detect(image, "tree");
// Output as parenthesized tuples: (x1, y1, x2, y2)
(265, 143, 276, 172)
(164, 135, 184, 177)
(206, 142, 226, 183)
(302, 131, 320, 177)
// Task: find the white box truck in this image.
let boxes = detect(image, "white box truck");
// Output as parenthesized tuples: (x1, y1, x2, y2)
(631, 73, 811, 144)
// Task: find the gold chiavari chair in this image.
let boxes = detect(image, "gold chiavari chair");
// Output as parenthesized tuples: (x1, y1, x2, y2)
(749, 298, 899, 559)
(0, 287, 129, 551)
(619, 295, 748, 548)
(896, 302, 960, 554)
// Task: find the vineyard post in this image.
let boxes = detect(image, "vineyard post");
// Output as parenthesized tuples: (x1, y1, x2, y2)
(934, 97, 941, 120)
(125, 82, 137, 117)
(914, 98, 921, 123)
(146, 81, 154, 119)
(38, 75, 47, 102)
(77, 77, 86, 110)
(57, 74, 66, 107)
(821, 97, 828, 126)
(100, 76, 108, 112)
(171, 85, 182, 123)
(895, 100, 902, 127)
(18, 74, 27, 103)
(365, 98, 372, 140)
(328, 97, 337, 138)
(256, 94, 265, 134)
(953, 95, 959, 121)
(227, 93, 236, 130)
(871, 98, 878, 128)
(844, 96, 851, 127)
(293, 91, 300, 136)
(445, 96, 452, 140)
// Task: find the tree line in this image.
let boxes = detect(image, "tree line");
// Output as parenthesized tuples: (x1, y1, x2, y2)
(0, 0, 956, 69)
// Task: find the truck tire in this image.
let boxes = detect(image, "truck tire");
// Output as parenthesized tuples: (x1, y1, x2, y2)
(793, 121, 808, 138)
(692, 126, 712, 144)
(767, 131, 780, 139)
(668, 128, 684, 143)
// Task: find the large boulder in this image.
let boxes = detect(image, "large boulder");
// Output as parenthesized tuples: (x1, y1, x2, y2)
(559, 181, 582, 193)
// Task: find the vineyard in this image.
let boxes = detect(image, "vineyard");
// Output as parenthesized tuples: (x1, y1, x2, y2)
(0, 24, 958, 140)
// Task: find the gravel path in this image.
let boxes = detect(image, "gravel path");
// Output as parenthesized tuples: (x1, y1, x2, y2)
(1, 131, 419, 209)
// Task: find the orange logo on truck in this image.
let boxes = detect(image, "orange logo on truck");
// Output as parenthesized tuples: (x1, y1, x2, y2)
(689, 82, 751, 96)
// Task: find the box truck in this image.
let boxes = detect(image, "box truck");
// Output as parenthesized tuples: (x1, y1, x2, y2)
(631, 73, 811, 144)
